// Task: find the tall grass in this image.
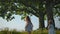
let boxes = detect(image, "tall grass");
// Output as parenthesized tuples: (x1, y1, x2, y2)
(0, 29, 60, 34)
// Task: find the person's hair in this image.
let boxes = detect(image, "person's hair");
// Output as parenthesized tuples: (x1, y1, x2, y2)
(25, 16, 31, 23)
(48, 19, 53, 24)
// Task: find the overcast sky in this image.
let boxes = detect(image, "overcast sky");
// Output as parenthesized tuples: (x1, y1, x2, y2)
(0, 15, 39, 31)
(0, 15, 60, 31)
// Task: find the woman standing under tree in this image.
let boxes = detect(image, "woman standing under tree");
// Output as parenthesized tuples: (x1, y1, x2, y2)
(25, 16, 33, 34)
(48, 20, 56, 34)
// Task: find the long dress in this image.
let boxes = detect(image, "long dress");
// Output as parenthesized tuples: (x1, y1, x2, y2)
(48, 24, 55, 34)
(25, 22, 33, 32)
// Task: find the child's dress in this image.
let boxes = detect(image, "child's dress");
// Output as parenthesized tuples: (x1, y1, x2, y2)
(25, 22, 33, 32)
(48, 24, 55, 34)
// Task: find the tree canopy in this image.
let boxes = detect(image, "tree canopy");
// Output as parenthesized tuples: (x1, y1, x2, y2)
(0, 0, 60, 30)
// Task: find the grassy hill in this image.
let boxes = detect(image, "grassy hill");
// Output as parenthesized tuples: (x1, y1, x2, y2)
(0, 29, 60, 34)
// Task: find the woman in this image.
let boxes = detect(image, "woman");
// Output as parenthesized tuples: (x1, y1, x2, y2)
(25, 16, 33, 34)
(48, 20, 55, 34)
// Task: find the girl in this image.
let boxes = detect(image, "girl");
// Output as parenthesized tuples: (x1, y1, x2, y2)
(25, 16, 33, 34)
(48, 20, 55, 34)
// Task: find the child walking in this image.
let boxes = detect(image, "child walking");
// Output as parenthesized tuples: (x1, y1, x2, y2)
(25, 16, 33, 34)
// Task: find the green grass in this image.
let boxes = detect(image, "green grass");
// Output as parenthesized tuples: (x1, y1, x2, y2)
(0, 29, 60, 34)
(21, 29, 60, 34)
(56, 30, 60, 34)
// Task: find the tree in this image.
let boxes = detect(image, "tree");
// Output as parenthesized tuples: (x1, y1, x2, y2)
(45, 0, 60, 34)
(0, 0, 45, 29)
(0, 0, 60, 34)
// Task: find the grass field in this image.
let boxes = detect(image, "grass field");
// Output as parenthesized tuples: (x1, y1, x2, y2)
(0, 29, 60, 34)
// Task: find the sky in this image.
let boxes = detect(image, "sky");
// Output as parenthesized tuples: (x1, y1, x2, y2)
(0, 15, 39, 31)
(0, 14, 60, 31)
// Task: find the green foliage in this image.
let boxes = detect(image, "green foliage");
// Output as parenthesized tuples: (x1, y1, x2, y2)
(0, 0, 59, 21)
(54, 4, 60, 17)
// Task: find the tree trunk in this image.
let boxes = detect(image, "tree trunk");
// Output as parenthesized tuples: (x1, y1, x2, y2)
(39, 1, 45, 34)
(39, 12, 45, 29)
(46, 0, 55, 28)
(46, 0, 55, 34)
(39, 12, 45, 34)
(39, 0, 45, 29)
